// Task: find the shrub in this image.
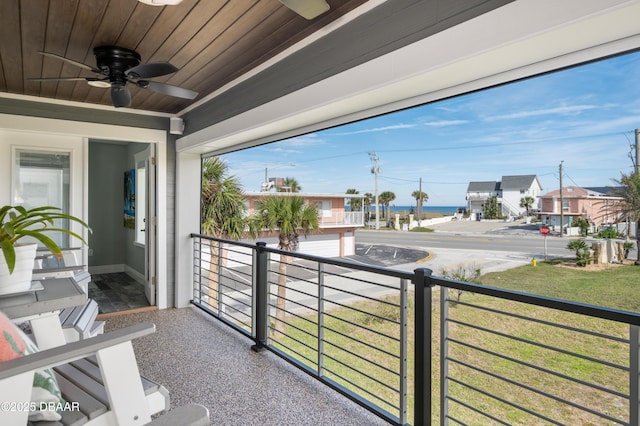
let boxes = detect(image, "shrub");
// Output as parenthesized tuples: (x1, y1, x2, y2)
(596, 228, 620, 239)
(440, 265, 482, 304)
(411, 227, 434, 232)
(567, 239, 592, 266)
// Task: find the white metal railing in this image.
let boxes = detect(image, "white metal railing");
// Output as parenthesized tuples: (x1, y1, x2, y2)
(318, 211, 364, 226)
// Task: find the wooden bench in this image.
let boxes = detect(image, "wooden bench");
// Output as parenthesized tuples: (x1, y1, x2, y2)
(0, 322, 208, 425)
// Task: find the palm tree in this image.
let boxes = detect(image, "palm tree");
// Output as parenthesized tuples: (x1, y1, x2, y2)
(201, 157, 247, 305)
(363, 193, 373, 222)
(611, 171, 640, 265)
(250, 196, 319, 334)
(379, 191, 396, 227)
(520, 196, 535, 216)
(412, 190, 428, 221)
(346, 188, 362, 211)
(279, 177, 301, 192)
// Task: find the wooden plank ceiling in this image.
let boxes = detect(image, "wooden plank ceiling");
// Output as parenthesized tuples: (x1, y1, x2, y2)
(0, 0, 368, 114)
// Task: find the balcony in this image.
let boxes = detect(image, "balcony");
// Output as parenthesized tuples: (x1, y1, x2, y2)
(106, 235, 640, 425)
(318, 211, 364, 227)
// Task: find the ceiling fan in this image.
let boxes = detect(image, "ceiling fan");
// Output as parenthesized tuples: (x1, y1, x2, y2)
(279, 0, 330, 20)
(30, 46, 198, 108)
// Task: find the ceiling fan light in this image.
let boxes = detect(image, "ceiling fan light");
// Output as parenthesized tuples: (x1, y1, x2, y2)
(137, 0, 183, 6)
(87, 80, 111, 88)
(279, 0, 330, 20)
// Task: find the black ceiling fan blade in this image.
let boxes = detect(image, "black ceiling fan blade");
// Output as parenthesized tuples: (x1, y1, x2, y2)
(279, 0, 329, 19)
(141, 81, 198, 99)
(111, 84, 132, 108)
(126, 62, 179, 79)
(38, 51, 99, 73)
(28, 77, 90, 82)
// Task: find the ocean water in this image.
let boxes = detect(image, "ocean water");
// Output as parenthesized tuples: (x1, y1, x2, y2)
(384, 205, 462, 214)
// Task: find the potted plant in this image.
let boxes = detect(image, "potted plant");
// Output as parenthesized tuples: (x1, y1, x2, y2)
(0, 205, 90, 295)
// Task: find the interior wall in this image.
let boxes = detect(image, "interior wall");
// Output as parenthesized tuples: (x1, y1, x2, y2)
(88, 141, 147, 280)
(88, 142, 127, 269)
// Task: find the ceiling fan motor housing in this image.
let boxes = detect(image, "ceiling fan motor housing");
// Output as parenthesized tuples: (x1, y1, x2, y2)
(93, 46, 141, 83)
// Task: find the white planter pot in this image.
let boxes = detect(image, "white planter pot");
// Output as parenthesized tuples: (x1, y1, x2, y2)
(0, 243, 38, 296)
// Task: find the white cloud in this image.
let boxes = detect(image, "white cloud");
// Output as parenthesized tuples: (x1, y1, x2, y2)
(331, 123, 416, 136)
(484, 104, 597, 121)
(423, 119, 469, 127)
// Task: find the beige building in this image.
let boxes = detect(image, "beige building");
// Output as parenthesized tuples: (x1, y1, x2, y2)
(539, 186, 623, 230)
(244, 192, 365, 257)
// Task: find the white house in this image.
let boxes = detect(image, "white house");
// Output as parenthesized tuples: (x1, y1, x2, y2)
(466, 175, 542, 218)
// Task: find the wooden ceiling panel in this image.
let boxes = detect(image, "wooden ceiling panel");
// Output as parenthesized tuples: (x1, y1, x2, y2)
(3, 0, 370, 113)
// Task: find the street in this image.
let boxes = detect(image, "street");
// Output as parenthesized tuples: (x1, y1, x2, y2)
(352, 221, 576, 275)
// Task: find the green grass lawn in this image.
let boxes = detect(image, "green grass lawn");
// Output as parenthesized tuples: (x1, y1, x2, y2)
(480, 259, 640, 312)
(270, 261, 640, 425)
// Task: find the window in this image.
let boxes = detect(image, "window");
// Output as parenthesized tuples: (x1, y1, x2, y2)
(314, 200, 332, 218)
(13, 149, 71, 248)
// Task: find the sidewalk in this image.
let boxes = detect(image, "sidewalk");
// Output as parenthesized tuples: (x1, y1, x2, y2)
(426, 218, 542, 237)
(395, 219, 541, 275)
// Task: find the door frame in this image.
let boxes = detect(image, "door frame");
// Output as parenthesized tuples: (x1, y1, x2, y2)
(134, 145, 156, 305)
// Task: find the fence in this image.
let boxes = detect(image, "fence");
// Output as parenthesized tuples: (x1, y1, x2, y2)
(191, 234, 640, 425)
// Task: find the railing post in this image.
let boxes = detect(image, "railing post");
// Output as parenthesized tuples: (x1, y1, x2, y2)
(216, 242, 223, 316)
(318, 263, 325, 377)
(440, 286, 449, 426)
(252, 242, 268, 352)
(193, 237, 201, 304)
(630, 324, 639, 425)
(413, 268, 434, 426)
(399, 278, 409, 425)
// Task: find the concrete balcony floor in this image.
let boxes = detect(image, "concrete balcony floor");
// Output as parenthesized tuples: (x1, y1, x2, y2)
(104, 307, 390, 426)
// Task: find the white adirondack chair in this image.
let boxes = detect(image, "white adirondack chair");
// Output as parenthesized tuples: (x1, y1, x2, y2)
(0, 322, 209, 425)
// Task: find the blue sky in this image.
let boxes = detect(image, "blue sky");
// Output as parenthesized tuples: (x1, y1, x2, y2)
(220, 51, 640, 206)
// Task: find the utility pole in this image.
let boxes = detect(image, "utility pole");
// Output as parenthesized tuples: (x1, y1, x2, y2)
(369, 152, 381, 230)
(418, 177, 423, 224)
(559, 161, 564, 237)
(636, 129, 640, 173)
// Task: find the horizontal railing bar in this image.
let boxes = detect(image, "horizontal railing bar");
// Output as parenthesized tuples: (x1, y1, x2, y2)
(216, 299, 252, 318)
(323, 311, 401, 343)
(267, 313, 318, 338)
(436, 277, 640, 326)
(444, 415, 470, 426)
(322, 298, 401, 327)
(322, 283, 402, 306)
(267, 305, 319, 328)
(447, 376, 564, 426)
(321, 271, 403, 292)
(448, 337, 629, 399)
(270, 341, 318, 369)
(449, 318, 629, 372)
(267, 293, 320, 316)
(323, 366, 400, 411)
(266, 345, 401, 425)
(449, 298, 629, 344)
(448, 396, 510, 426)
(219, 311, 251, 329)
(323, 353, 399, 394)
(323, 339, 400, 377)
(271, 335, 318, 363)
(191, 234, 257, 249)
(274, 319, 319, 345)
(191, 301, 252, 338)
(323, 326, 400, 360)
(449, 356, 627, 425)
(267, 281, 320, 300)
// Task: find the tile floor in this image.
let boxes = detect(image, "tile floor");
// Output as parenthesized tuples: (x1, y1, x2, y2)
(88, 272, 150, 314)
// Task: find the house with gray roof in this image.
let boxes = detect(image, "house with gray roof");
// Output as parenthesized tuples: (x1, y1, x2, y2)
(466, 175, 542, 218)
